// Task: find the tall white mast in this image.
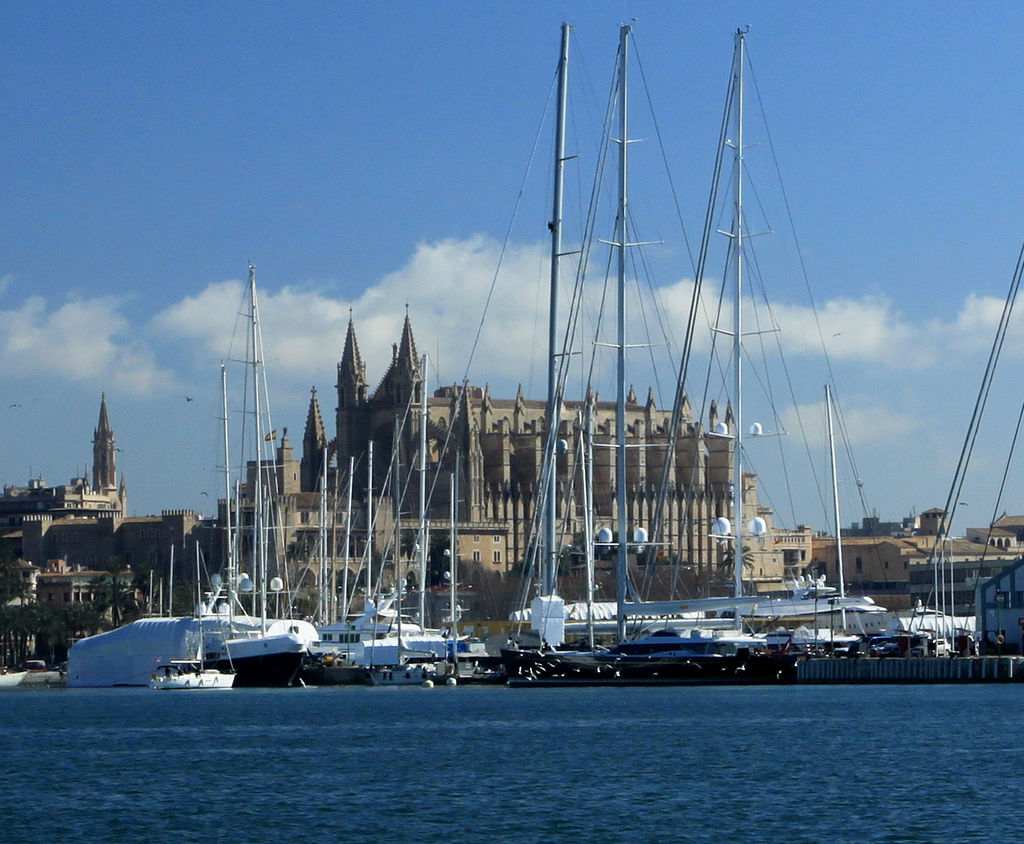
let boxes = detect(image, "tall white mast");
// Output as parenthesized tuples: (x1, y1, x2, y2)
(583, 399, 596, 648)
(248, 263, 268, 634)
(614, 23, 632, 643)
(417, 354, 429, 628)
(543, 22, 570, 598)
(195, 542, 204, 666)
(221, 363, 235, 627)
(366, 439, 374, 597)
(730, 29, 747, 600)
(317, 452, 328, 623)
(342, 455, 354, 622)
(448, 468, 458, 641)
(826, 383, 847, 629)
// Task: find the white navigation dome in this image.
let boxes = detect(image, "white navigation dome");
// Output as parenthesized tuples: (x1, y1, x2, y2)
(270, 576, 284, 592)
(749, 516, 767, 536)
(749, 422, 763, 436)
(596, 527, 613, 544)
(713, 517, 732, 537)
(633, 527, 648, 544)
(714, 421, 728, 435)
(238, 576, 255, 593)
(210, 573, 222, 588)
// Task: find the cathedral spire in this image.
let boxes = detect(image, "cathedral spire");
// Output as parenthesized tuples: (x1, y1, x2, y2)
(337, 314, 367, 408)
(301, 387, 328, 491)
(92, 393, 117, 496)
(395, 307, 420, 378)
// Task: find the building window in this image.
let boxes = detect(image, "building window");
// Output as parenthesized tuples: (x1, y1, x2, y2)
(472, 550, 481, 563)
(473, 535, 480, 543)
(855, 557, 863, 572)
(493, 535, 501, 543)
(493, 551, 501, 563)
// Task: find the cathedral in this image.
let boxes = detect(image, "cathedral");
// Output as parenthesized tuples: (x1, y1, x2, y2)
(288, 314, 805, 597)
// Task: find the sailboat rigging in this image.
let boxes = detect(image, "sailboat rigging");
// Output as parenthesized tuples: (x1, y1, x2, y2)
(501, 25, 806, 686)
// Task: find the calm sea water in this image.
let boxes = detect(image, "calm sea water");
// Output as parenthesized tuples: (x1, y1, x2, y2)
(0, 683, 1020, 843)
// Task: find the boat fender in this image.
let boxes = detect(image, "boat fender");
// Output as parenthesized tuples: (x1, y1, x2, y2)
(997, 634, 1006, 644)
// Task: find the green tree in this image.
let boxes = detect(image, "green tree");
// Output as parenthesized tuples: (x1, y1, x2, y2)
(718, 544, 755, 591)
(0, 556, 30, 607)
(91, 557, 141, 628)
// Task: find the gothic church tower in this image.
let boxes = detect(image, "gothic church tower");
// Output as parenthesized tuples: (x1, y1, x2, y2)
(92, 393, 125, 512)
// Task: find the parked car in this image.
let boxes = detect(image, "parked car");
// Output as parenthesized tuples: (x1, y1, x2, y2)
(21, 660, 47, 671)
(868, 637, 899, 658)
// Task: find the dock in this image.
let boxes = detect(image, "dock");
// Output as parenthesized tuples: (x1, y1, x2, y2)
(798, 656, 1024, 684)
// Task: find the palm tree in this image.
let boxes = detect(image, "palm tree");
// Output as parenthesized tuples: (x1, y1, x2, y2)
(90, 557, 141, 628)
(717, 544, 755, 591)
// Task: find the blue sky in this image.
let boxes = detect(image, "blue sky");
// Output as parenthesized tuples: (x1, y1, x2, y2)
(3, 1, 1024, 537)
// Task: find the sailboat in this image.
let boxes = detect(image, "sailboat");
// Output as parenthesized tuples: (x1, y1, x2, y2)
(305, 354, 453, 684)
(149, 546, 235, 690)
(502, 23, 890, 682)
(68, 266, 318, 688)
(501, 25, 803, 686)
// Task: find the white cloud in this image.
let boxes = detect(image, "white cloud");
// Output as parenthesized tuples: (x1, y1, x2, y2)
(149, 236, 553, 395)
(780, 397, 919, 450)
(0, 295, 168, 391)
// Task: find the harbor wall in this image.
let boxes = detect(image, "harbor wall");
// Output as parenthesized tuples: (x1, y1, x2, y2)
(798, 656, 1024, 683)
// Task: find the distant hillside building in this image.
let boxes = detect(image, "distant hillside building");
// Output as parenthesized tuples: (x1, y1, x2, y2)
(814, 510, 1022, 613)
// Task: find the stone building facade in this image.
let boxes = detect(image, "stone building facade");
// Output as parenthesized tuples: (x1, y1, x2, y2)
(0, 395, 126, 532)
(3, 396, 212, 593)
(285, 315, 794, 597)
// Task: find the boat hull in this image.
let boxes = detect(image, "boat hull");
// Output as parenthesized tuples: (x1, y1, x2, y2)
(0, 671, 26, 689)
(67, 617, 316, 688)
(501, 648, 797, 687)
(218, 633, 308, 687)
(150, 667, 235, 690)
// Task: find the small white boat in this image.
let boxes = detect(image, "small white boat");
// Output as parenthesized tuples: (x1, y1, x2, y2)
(368, 662, 437, 687)
(149, 663, 235, 690)
(0, 671, 26, 689)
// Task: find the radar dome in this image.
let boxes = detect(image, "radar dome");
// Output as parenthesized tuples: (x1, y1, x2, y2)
(596, 527, 613, 544)
(713, 517, 732, 537)
(270, 576, 284, 592)
(749, 516, 767, 536)
(633, 527, 648, 544)
(749, 422, 763, 436)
